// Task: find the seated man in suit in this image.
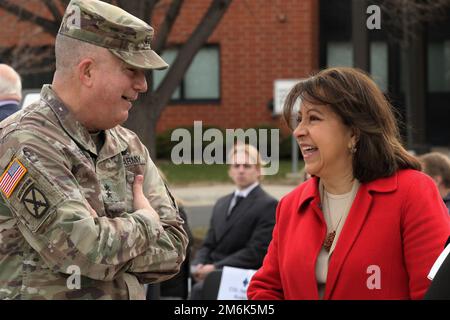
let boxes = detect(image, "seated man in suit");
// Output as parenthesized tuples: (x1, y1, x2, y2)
(0, 64, 22, 121)
(190, 143, 278, 299)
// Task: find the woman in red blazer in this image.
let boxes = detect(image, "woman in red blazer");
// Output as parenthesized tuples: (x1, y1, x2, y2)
(247, 67, 450, 300)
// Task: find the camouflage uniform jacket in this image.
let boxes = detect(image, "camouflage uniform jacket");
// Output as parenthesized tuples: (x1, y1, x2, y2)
(0, 85, 188, 299)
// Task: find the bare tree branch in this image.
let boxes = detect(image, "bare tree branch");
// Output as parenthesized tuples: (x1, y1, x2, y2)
(0, 0, 234, 156)
(9, 45, 54, 74)
(58, 0, 70, 9)
(0, 0, 59, 35)
(43, 0, 62, 22)
(379, 0, 450, 44)
(118, 1, 147, 19)
(154, 0, 232, 118)
(116, 0, 125, 9)
(144, 0, 160, 23)
(153, 0, 183, 53)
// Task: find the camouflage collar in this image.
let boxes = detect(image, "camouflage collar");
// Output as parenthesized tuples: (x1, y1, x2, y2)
(40, 85, 128, 159)
(99, 129, 128, 162)
(40, 85, 98, 156)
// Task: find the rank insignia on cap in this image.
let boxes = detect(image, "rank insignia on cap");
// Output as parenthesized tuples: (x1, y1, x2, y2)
(0, 158, 27, 198)
(22, 186, 49, 219)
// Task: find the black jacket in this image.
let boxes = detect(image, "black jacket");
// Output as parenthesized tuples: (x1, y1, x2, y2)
(192, 185, 277, 270)
(0, 103, 20, 122)
(425, 238, 450, 300)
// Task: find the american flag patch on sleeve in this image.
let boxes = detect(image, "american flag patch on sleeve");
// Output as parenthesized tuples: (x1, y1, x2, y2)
(0, 158, 27, 198)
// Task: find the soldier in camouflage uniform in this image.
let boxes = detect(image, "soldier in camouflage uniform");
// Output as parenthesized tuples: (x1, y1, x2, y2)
(0, 0, 187, 299)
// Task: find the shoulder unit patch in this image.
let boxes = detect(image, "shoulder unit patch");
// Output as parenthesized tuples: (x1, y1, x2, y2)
(22, 186, 49, 219)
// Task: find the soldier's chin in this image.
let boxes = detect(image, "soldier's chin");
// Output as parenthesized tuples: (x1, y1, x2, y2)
(117, 112, 129, 126)
(104, 116, 128, 129)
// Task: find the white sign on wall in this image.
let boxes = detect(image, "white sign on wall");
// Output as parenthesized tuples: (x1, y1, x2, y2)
(273, 79, 300, 115)
(217, 266, 257, 300)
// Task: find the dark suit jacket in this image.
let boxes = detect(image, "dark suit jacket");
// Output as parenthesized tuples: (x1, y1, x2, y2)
(425, 237, 450, 300)
(192, 185, 277, 270)
(0, 103, 20, 121)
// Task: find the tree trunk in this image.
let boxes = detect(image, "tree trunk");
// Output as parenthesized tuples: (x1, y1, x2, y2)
(126, 0, 233, 158)
(0, 0, 234, 159)
(125, 89, 159, 158)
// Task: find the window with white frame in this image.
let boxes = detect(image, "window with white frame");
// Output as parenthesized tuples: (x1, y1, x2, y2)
(153, 45, 220, 102)
(428, 41, 450, 92)
(326, 41, 388, 92)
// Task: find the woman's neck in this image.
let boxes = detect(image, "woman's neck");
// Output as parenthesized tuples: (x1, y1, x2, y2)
(321, 171, 355, 195)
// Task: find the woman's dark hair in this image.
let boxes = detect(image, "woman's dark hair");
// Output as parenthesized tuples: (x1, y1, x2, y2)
(283, 67, 421, 183)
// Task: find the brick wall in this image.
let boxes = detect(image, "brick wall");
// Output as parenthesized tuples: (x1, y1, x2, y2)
(155, 0, 319, 134)
(0, 0, 319, 135)
(0, 0, 57, 47)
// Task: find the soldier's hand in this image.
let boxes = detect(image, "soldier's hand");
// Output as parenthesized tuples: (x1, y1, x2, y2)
(133, 175, 159, 219)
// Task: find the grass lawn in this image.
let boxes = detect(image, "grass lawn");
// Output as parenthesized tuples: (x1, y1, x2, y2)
(156, 160, 303, 186)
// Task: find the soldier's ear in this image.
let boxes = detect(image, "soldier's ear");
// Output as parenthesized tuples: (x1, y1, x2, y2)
(77, 58, 95, 87)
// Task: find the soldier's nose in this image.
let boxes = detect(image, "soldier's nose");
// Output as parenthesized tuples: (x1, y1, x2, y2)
(134, 70, 148, 93)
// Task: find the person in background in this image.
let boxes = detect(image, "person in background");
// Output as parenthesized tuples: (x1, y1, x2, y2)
(419, 152, 450, 213)
(248, 67, 450, 300)
(0, 64, 22, 121)
(190, 143, 277, 299)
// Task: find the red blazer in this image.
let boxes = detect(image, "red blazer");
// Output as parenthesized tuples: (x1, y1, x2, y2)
(248, 169, 450, 300)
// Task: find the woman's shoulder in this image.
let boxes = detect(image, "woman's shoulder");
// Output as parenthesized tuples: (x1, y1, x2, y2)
(396, 168, 435, 187)
(369, 169, 432, 188)
(370, 169, 437, 198)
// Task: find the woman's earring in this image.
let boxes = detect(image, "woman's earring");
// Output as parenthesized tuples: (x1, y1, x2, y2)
(350, 144, 357, 154)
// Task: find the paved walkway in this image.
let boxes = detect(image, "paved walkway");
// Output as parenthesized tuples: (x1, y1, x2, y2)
(171, 183, 298, 229)
(171, 183, 297, 206)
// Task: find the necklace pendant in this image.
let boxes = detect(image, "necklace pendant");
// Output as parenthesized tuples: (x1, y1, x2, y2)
(323, 231, 336, 252)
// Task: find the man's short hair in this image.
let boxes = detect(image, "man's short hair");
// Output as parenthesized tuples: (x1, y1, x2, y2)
(54, 34, 102, 72)
(0, 64, 22, 100)
(228, 143, 264, 168)
(419, 152, 450, 188)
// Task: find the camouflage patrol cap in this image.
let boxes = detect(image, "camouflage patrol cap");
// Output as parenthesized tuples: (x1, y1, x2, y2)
(58, 0, 168, 70)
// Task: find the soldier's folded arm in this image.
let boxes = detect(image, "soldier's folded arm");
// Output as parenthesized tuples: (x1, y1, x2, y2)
(0, 132, 186, 282)
(125, 150, 188, 283)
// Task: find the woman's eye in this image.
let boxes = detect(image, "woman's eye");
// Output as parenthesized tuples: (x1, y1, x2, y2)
(310, 115, 320, 121)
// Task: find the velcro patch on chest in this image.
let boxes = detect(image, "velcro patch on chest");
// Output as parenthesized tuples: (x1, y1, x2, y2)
(122, 154, 145, 167)
(0, 158, 27, 198)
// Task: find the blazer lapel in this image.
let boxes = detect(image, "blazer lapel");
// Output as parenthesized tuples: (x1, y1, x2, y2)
(324, 174, 398, 299)
(215, 194, 234, 241)
(216, 187, 261, 243)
